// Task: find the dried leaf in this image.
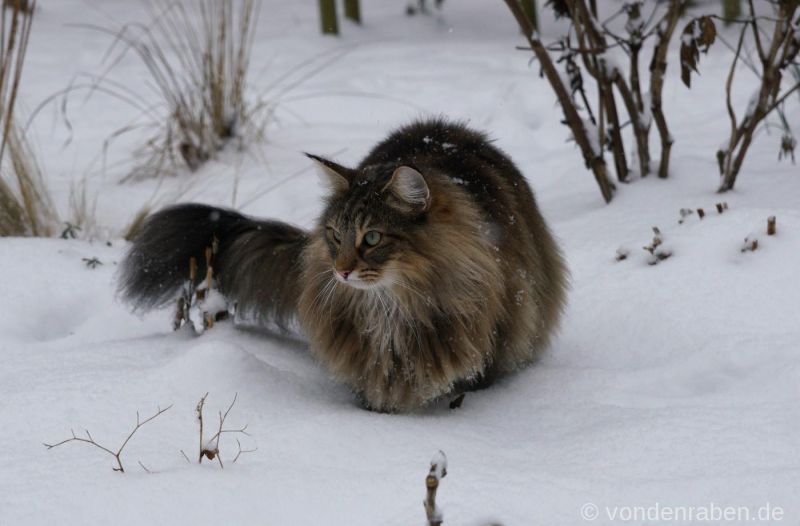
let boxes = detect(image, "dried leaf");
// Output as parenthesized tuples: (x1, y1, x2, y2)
(778, 133, 796, 163)
(680, 16, 717, 88)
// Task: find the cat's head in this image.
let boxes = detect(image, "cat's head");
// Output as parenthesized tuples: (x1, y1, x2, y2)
(307, 153, 431, 291)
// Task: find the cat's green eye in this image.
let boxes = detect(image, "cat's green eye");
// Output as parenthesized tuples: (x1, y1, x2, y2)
(364, 230, 382, 247)
(330, 228, 341, 243)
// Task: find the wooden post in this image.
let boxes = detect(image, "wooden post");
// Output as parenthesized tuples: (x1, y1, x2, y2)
(767, 216, 776, 235)
(318, 0, 339, 35)
(344, 0, 361, 24)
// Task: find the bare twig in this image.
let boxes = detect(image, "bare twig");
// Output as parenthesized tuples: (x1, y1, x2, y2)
(503, 0, 615, 202)
(712, 3, 800, 191)
(196, 392, 208, 463)
(570, 0, 629, 183)
(643, 226, 672, 265)
(648, 0, 686, 179)
(233, 437, 257, 463)
(424, 451, 447, 526)
(196, 392, 250, 468)
(44, 405, 172, 473)
(741, 236, 758, 252)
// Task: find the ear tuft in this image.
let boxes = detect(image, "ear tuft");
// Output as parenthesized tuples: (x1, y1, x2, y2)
(305, 153, 351, 193)
(383, 166, 430, 211)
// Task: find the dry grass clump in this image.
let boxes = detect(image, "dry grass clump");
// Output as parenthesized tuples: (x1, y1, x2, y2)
(99, 0, 263, 180)
(2, 0, 33, 14)
(0, 0, 58, 237)
(0, 128, 57, 236)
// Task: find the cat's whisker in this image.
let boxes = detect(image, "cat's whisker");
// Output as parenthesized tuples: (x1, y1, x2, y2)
(309, 268, 335, 282)
(377, 280, 423, 352)
(374, 288, 391, 318)
(310, 277, 336, 316)
(309, 277, 332, 308)
(390, 277, 428, 307)
(307, 269, 336, 312)
(323, 279, 339, 324)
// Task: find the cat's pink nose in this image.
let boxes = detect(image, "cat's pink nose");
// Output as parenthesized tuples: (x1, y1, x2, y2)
(338, 270, 351, 280)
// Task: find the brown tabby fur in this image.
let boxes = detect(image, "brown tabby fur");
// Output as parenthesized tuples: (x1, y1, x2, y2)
(298, 119, 567, 411)
(119, 118, 567, 412)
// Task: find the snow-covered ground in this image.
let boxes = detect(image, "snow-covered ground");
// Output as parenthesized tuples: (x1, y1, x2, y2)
(2, 1, 799, 524)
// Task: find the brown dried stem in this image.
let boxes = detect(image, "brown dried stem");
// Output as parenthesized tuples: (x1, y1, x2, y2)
(424, 451, 447, 526)
(233, 437, 257, 463)
(717, 3, 800, 192)
(0, 0, 59, 237)
(44, 405, 172, 473)
(196, 392, 250, 468)
(613, 73, 649, 177)
(767, 215, 776, 236)
(569, 0, 629, 183)
(503, 0, 614, 202)
(649, 0, 685, 179)
(196, 392, 208, 463)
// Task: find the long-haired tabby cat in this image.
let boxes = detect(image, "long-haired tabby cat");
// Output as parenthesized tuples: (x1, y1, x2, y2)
(119, 118, 568, 412)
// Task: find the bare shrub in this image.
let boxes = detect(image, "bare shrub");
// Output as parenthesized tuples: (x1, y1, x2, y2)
(2, 0, 32, 14)
(92, 0, 263, 180)
(0, 0, 58, 237)
(44, 404, 172, 473)
(504, 1, 690, 203)
(185, 392, 251, 469)
(681, 2, 800, 192)
(503, 0, 615, 203)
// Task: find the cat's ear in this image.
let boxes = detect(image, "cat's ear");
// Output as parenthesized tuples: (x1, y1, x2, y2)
(383, 166, 430, 212)
(305, 153, 352, 193)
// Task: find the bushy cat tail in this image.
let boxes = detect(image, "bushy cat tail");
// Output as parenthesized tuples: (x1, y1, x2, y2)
(118, 204, 308, 331)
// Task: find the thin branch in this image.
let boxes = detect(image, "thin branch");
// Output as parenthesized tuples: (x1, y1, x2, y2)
(424, 451, 447, 526)
(233, 438, 257, 463)
(196, 391, 208, 463)
(44, 405, 172, 473)
(718, 2, 799, 191)
(765, 81, 800, 115)
(747, 0, 766, 62)
(649, 0, 685, 178)
(196, 392, 250, 468)
(502, 0, 614, 202)
(720, 24, 747, 175)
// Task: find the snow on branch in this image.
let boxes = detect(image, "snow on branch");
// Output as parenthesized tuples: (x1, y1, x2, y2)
(173, 239, 231, 334)
(424, 450, 447, 526)
(683, 2, 800, 192)
(189, 392, 252, 469)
